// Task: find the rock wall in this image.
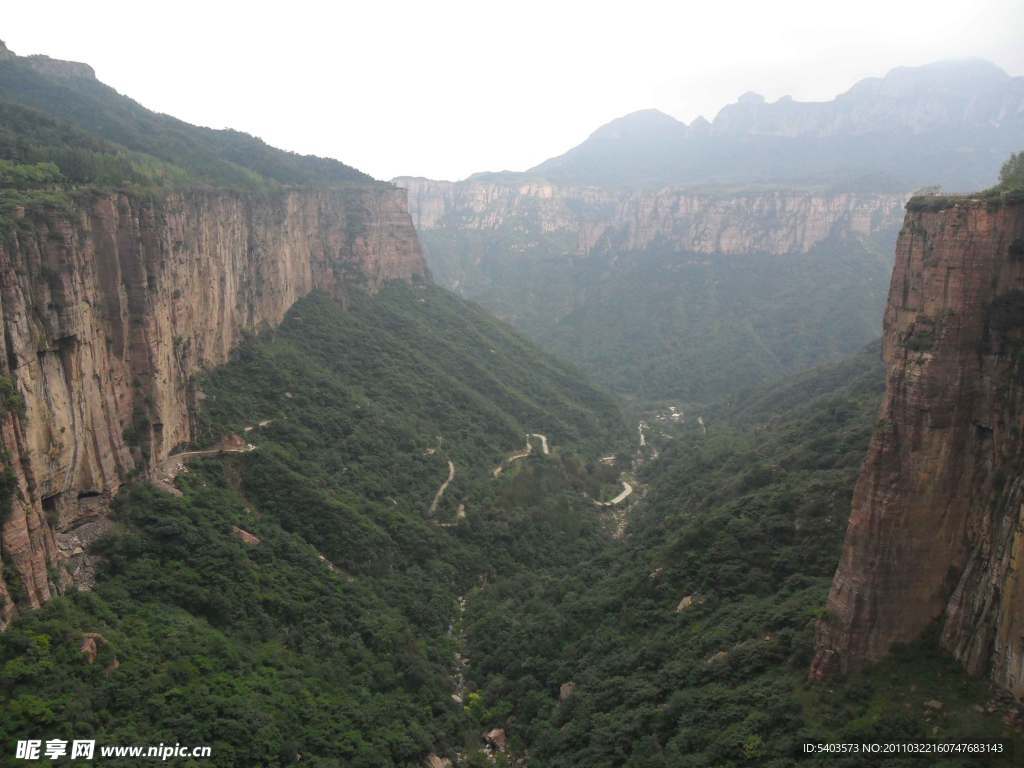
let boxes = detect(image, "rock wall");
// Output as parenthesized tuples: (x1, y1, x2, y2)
(0, 185, 427, 623)
(812, 197, 1024, 699)
(398, 177, 907, 258)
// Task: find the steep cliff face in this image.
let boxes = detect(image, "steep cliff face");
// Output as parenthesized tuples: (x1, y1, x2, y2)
(396, 176, 907, 402)
(400, 177, 906, 258)
(812, 197, 1024, 699)
(0, 185, 427, 623)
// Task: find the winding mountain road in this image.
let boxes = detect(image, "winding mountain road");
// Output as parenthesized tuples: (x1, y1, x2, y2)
(493, 433, 550, 477)
(528, 433, 549, 455)
(429, 459, 456, 515)
(594, 480, 634, 507)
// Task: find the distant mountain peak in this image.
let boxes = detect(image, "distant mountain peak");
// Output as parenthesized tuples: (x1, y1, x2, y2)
(589, 109, 687, 139)
(690, 115, 712, 135)
(528, 59, 1024, 190)
(841, 58, 1011, 100)
(890, 57, 1008, 79)
(528, 109, 691, 186)
(712, 57, 1023, 139)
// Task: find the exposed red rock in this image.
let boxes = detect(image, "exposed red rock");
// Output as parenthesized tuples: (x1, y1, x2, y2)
(812, 197, 1024, 700)
(80, 632, 108, 664)
(0, 186, 427, 624)
(675, 594, 705, 612)
(231, 527, 261, 546)
(484, 728, 507, 751)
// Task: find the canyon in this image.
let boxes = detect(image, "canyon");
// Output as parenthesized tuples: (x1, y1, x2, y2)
(397, 175, 907, 401)
(2, 32, 1023, 762)
(400, 177, 907, 259)
(0, 185, 427, 624)
(812, 194, 1024, 699)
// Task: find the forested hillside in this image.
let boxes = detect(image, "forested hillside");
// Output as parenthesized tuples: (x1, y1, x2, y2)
(460, 343, 1024, 766)
(544, 235, 895, 402)
(414, 212, 899, 404)
(0, 284, 626, 767)
(0, 41, 372, 199)
(3, 247, 1019, 768)
(3, 32, 1023, 768)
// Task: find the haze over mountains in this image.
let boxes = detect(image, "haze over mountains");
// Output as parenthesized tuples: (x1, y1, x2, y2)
(2, 34, 1024, 768)
(488, 60, 1024, 191)
(396, 59, 1024, 405)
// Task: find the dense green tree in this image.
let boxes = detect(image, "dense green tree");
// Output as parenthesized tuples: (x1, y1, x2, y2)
(0, 285, 625, 767)
(998, 151, 1024, 190)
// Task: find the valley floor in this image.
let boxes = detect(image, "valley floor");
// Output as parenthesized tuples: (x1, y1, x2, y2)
(1, 290, 1020, 768)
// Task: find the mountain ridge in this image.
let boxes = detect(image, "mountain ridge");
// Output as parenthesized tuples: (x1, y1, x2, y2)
(0, 39, 376, 190)
(524, 59, 1024, 190)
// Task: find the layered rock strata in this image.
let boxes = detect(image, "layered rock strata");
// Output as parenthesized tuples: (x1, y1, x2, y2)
(812, 196, 1024, 700)
(398, 177, 907, 258)
(0, 185, 427, 623)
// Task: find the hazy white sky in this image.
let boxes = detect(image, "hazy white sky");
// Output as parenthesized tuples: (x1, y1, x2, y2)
(4, 1, 1023, 180)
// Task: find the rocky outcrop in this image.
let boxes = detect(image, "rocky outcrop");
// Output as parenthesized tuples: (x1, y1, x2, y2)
(231, 527, 261, 546)
(0, 185, 427, 623)
(399, 177, 906, 259)
(713, 60, 1024, 138)
(0, 40, 95, 79)
(812, 196, 1024, 700)
(483, 728, 507, 752)
(79, 632, 109, 663)
(80, 631, 119, 673)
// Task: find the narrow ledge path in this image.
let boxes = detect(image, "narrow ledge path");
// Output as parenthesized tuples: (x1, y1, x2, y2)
(153, 420, 272, 495)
